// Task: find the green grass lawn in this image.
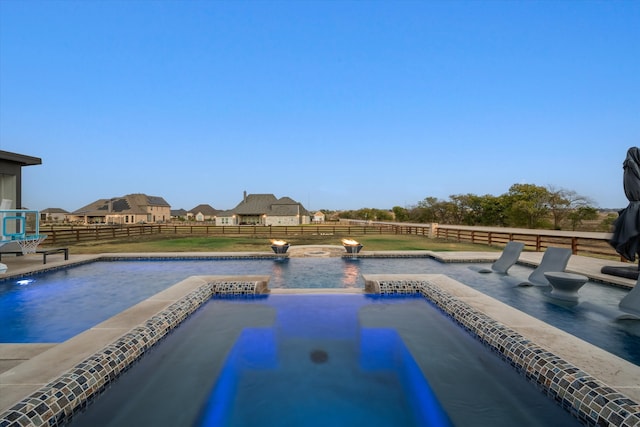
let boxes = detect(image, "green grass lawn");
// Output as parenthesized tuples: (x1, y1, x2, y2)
(65, 234, 499, 254)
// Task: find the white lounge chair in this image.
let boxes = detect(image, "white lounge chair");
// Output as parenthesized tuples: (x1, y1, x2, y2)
(473, 241, 525, 274)
(618, 276, 640, 320)
(519, 247, 572, 286)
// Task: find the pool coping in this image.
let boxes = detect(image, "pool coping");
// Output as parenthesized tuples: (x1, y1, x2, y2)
(1, 251, 639, 426)
(366, 274, 640, 426)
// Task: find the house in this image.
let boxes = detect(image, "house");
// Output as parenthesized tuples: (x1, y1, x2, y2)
(170, 209, 189, 221)
(312, 211, 325, 223)
(0, 150, 42, 209)
(188, 204, 219, 222)
(0, 150, 42, 245)
(40, 208, 69, 223)
(70, 193, 171, 224)
(215, 192, 310, 226)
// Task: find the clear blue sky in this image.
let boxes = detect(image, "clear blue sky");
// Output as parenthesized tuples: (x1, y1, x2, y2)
(1, 0, 638, 212)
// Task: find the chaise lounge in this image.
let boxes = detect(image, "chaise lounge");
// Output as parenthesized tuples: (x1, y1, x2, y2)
(618, 276, 640, 320)
(518, 247, 573, 286)
(473, 241, 525, 274)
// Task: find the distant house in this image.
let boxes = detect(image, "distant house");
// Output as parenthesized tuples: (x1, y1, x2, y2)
(215, 192, 310, 226)
(69, 193, 171, 224)
(40, 208, 69, 223)
(312, 211, 325, 223)
(0, 150, 42, 209)
(188, 204, 219, 222)
(170, 209, 188, 220)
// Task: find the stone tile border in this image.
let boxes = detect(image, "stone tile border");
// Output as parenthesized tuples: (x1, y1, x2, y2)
(366, 277, 640, 427)
(0, 279, 266, 427)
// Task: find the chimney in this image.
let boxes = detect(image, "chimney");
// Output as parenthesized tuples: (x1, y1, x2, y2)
(243, 191, 247, 203)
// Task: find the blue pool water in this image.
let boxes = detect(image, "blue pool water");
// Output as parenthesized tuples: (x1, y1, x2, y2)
(69, 295, 581, 427)
(1, 257, 638, 368)
(197, 296, 452, 427)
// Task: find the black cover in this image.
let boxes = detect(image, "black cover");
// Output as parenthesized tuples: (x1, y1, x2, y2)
(609, 147, 640, 263)
(601, 266, 639, 280)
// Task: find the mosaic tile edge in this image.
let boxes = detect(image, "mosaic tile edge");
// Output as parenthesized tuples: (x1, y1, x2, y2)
(0, 279, 265, 427)
(3, 275, 638, 427)
(371, 278, 640, 427)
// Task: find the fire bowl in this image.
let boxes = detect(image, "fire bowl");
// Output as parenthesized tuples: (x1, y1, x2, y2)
(343, 244, 363, 254)
(271, 244, 290, 254)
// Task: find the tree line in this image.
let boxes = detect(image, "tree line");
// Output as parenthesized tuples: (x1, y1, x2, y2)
(333, 183, 616, 231)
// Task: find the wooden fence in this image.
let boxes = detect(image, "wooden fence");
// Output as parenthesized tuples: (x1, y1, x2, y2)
(38, 222, 626, 261)
(432, 225, 619, 260)
(342, 220, 624, 261)
(38, 224, 394, 246)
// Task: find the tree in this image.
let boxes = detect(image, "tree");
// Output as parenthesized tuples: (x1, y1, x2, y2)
(338, 208, 392, 221)
(599, 212, 618, 232)
(567, 206, 598, 230)
(433, 200, 459, 224)
(449, 194, 477, 225)
(408, 182, 597, 229)
(449, 193, 506, 225)
(392, 206, 409, 222)
(478, 194, 508, 226)
(504, 184, 550, 228)
(412, 197, 440, 223)
(546, 186, 595, 229)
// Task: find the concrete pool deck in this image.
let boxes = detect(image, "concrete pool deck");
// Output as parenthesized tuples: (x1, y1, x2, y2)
(0, 249, 639, 425)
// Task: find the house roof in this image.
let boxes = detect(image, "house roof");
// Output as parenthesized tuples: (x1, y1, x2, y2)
(232, 194, 278, 214)
(188, 204, 219, 216)
(72, 193, 170, 216)
(42, 208, 69, 214)
(171, 209, 188, 216)
(0, 150, 42, 166)
(230, 193, 310, 216)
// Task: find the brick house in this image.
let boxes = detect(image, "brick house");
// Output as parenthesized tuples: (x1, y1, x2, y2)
(215, 192, 310, 226)
(70, 193, 171, 224)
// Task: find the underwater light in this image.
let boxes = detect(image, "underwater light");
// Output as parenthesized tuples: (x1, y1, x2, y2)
(17, 279, 34, 286)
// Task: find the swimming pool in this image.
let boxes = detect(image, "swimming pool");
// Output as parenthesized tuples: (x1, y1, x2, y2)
(2, 258, 638, 427)
(1, 257, 638, 370)
(67, 294, 580, 427)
